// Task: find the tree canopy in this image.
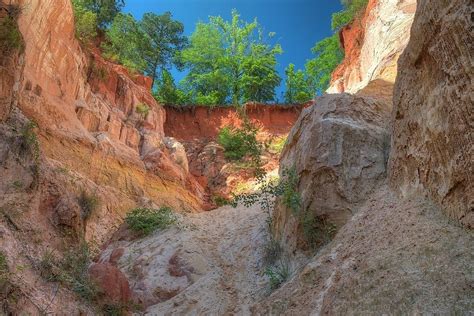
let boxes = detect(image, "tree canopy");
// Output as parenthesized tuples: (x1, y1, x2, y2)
(332, 0, 369, 31)
(140, 12, 188, 86)
(103, 11, 187, 85)
(69, 0, 369, 106)
(304, 34, 344, 94)
(180, 9, 282, 105)
(80, 0, 124, 29)
(284, 64, 312, 104)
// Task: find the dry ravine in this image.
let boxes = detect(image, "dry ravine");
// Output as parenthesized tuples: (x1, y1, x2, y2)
(0, 0, 472, 314)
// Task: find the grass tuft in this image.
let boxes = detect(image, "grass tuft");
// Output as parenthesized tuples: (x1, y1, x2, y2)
(78, 190, 100, 221)
(125, 207, 177, 236)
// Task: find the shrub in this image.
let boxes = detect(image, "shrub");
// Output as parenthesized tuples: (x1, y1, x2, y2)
(78, 190, 100, 221)
(0, 15, 23, 55)
(11, 180, 23, 190)
(61, 243, 99, 301)
(103, 303, 127, 316)
(72, 0, 98, 44)
(268, 136, 287, 155)
(265, 260, 290, 291)
(0, 251, 8, 277)
(332, 0, 369, 31)
(125, 207, 177, 236)
(263, 239, 283, 266)
(212, 195, 230, 207)
(89, 60, 108, 82)
(39, 243, 99, 302)
(217, 122, 262, 162)
(135, 103, 150, 118)
(0, 251, 10, 294)
(39, 250, 60, 282)
(281, 167, 301, 215)
(20, 121, 40, 162)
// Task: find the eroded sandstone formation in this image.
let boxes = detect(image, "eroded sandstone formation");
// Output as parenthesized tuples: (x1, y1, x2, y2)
(9, 0, 204, 236)
(328, 0, 416, 100)
(164, 103, 307, 141)
(274, 94, 391, 251)
(389, 0, 473, 228)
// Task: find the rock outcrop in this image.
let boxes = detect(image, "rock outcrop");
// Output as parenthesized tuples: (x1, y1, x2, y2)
(274, 94, 391, 251)
(328, 0, 416, 100)
(389, 0, 473, 228)
(8, 0, 204, 241)
(89, 263, 132, 305)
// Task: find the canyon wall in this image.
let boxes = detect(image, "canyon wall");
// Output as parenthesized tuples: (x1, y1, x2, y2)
(255, 0, 473, 312)
(8, 0, 204, 238)
(0, 2, 203, 312)
(328, 0, 416, 100)
(275, 94, 391, 250)
(164, 103, 307, 141)
(272, 0, 415, 252)
(389, 0, 473, 228)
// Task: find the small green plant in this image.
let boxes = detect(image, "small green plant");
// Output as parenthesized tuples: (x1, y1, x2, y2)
(19, 121, 40, 161)
(263, 238, 283, 266)
(0, 250, 11, 298)
(103, 303, 127, 316)
(135, 103, 150, 118)
(300, 213, 337, 249)
(78, 190, 100, 221)
(56, 166, 70, 174)
(0, 251, 8, 277)
(39, 250, 60, 282)
(62, 243, 99, 301)
(11, 180, 23, 190)
(265, 260, 290, 291)
(212, 195, 230, 207)
(281, 167, 302, 215)
(332, 0, 369, 31)
(125, 207, 177, 236)
(268, 136, 287, 155)
(217, 121, 262, 162)
(0, 7, 24, 55)
(38, 243, 99, 302)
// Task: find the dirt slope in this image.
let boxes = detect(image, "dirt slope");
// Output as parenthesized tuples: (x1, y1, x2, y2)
(100, 203, 278, 314)
(254, 184, 474, 314)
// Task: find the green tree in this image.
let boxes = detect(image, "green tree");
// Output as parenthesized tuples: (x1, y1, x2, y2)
(305, 34, 344, 93)
(103, 13, 147, 72)
(104, 12, 187, 86)
(332, 0, 369, 31)
(81, 0, 125, 29)
(181, 9, 282, 106)
(241, 43, 282, 103)
(140, 12, 188, 87)
(284, 63, 312, 104)
(71, 0, 98, 44)
(179, 22, 229, 104)
(153, 69, 189, 105)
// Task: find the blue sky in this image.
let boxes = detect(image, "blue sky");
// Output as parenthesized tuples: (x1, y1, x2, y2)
(124, 0, 342, 100)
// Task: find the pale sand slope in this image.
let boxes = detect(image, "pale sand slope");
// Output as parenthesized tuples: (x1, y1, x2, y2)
(101, 183, 473, 315)
(254, 184, 474, 315)
(100, 202, 273, 315)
